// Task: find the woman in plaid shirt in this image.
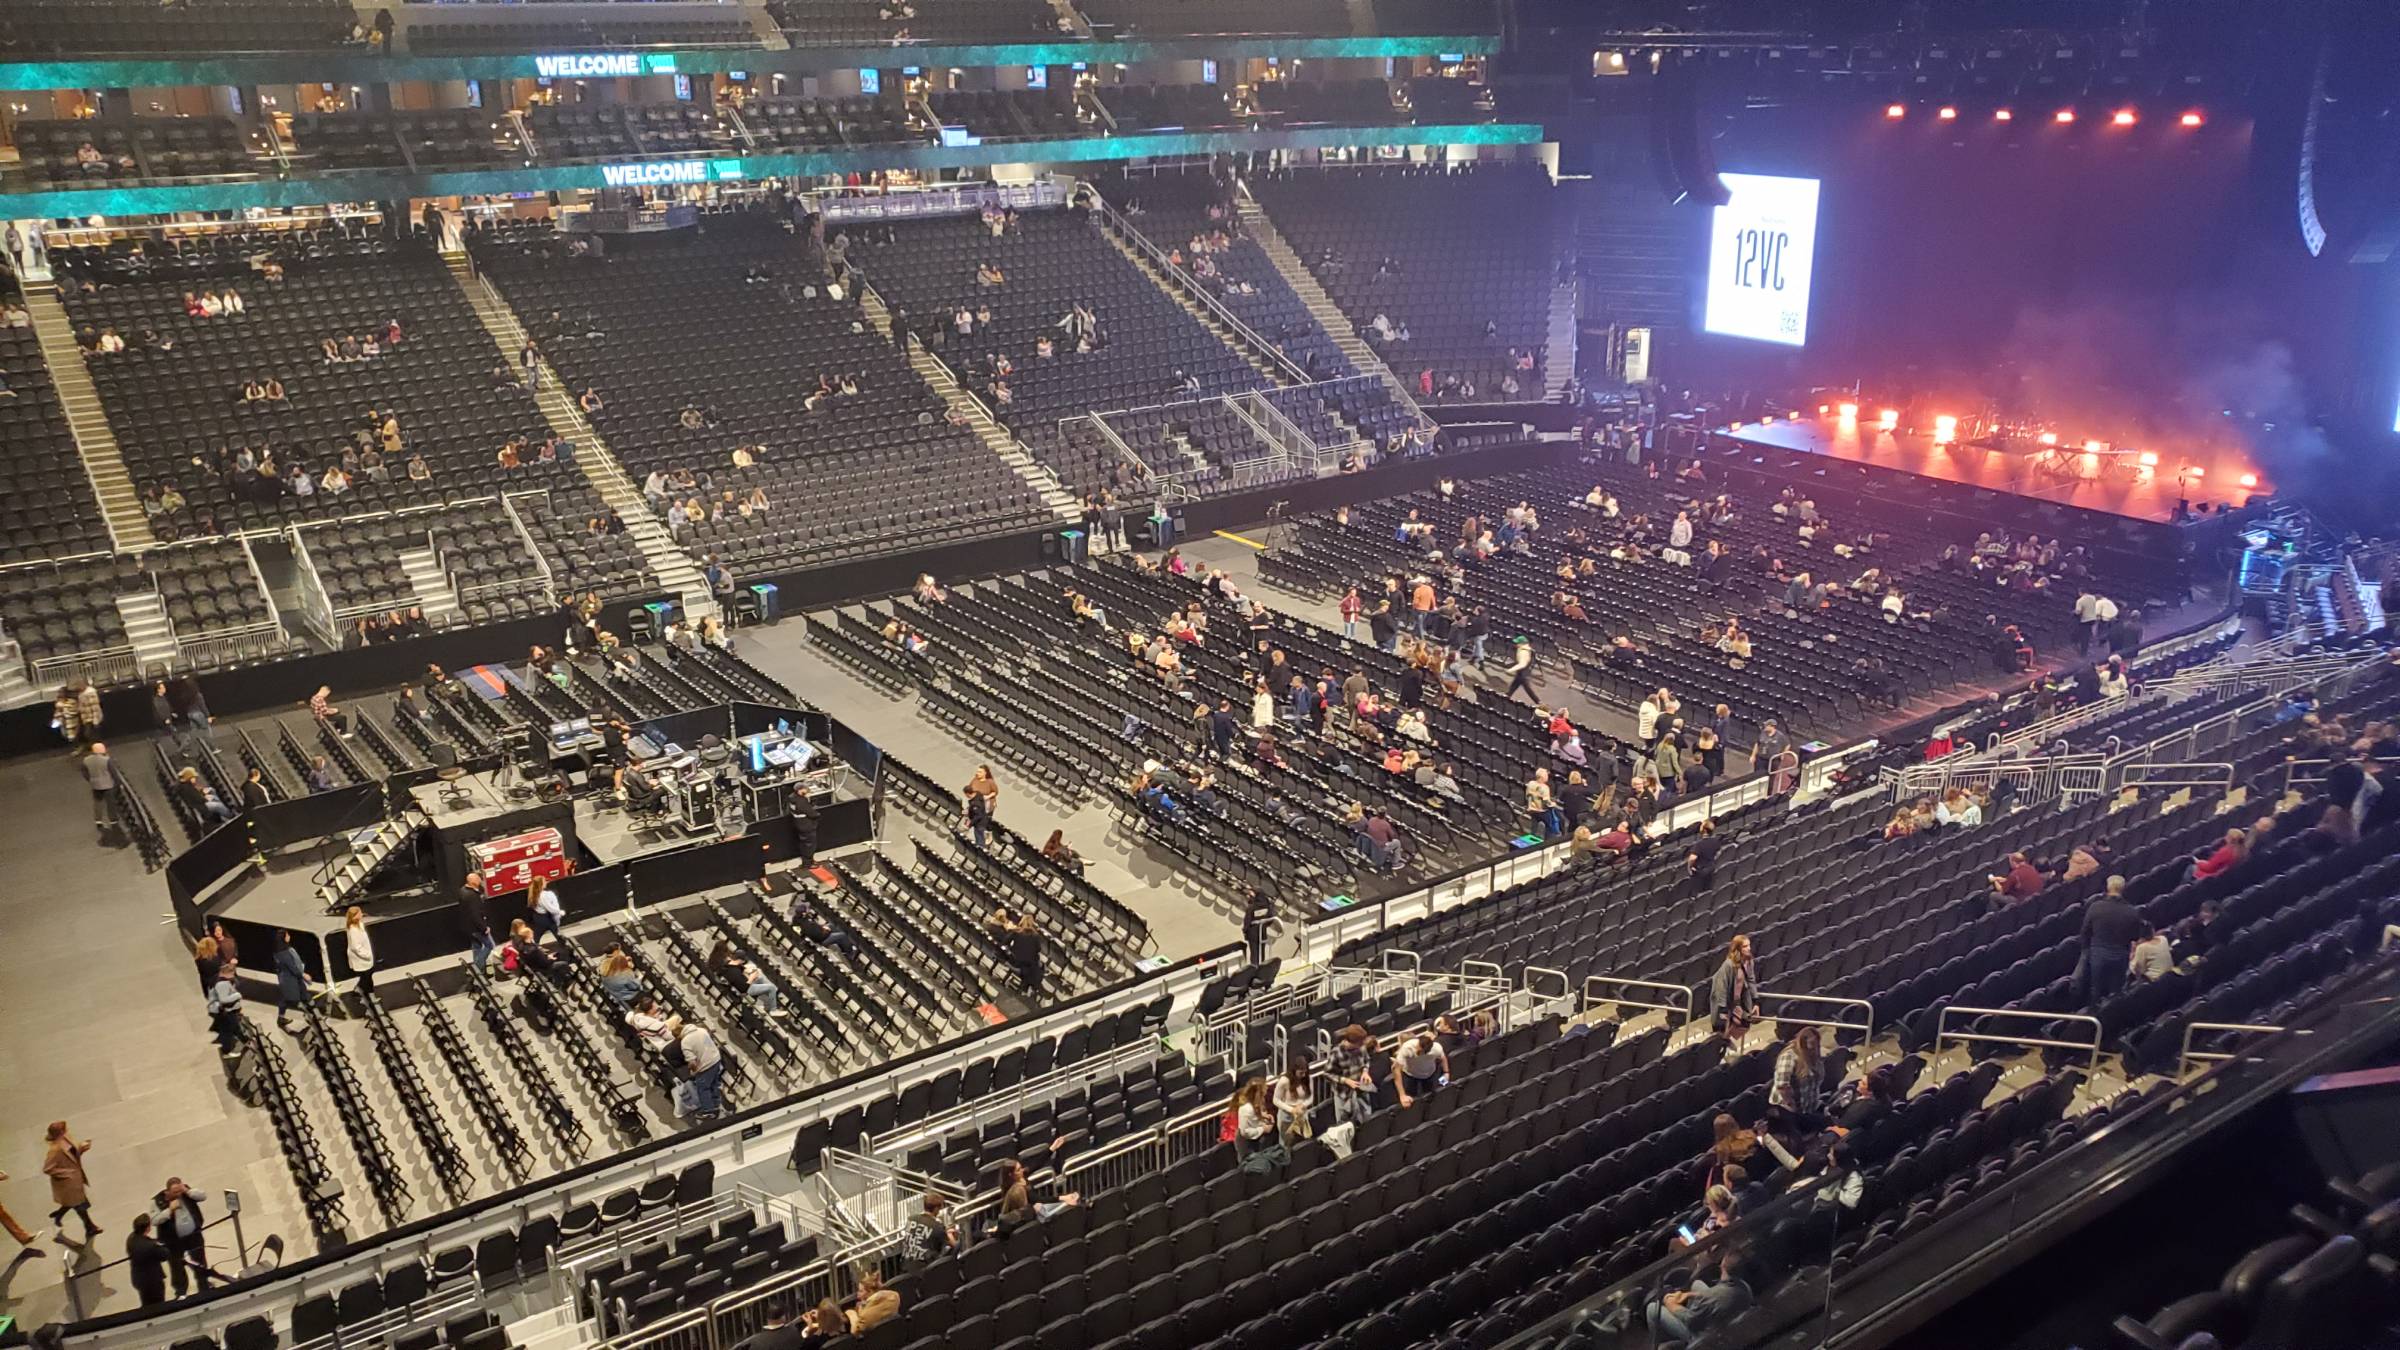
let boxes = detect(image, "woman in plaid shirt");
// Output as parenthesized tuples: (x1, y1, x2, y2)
(1328, 1024, 1377, 1124)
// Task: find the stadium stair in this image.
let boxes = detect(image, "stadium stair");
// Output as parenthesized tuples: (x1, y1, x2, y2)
(311, 806, 427, 914)
(20, 280, 153, 549)
(1543, 267, 1579, 400)
(1096, 207, 1295, 389)
(114, 590, 178, 672)
(1236, 185, 1426, 421)
(856, 281, 1082, 525)
(441, 251, 715, 620)
(399, 545, 464, 626)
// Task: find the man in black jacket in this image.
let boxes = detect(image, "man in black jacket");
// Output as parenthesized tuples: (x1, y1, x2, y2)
(126, 1213, 170, 1307)
(457, 872, 494, 972)
(2078, 877, 2143, 1007)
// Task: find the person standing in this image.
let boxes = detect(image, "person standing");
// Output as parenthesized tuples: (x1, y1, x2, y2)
(125, 1214, 168, 1307)
(41, 1122, 98, 1244)
(1504, 637, 1539, 703)
(82, 741, 116, 836)
(2078, 876, 2142, 1008)
(1338, 587, 1362, 641)
(1686, 819, 1721, 890)
(204, 968, 243, 1059)
(1391, 1030, 1448, 1108)
(271, 930, 309, 1031)
(679, 1019, 725, 1120)
(457, 872, 495, 972)
(343, 906, 375, 1003)
(525, 877, 564, 947)
(962, 765, 998, 849)
(149, 1178, 216, 1295)
(1709, 935, 1758, 1045)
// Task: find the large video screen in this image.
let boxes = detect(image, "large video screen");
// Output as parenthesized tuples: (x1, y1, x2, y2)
(1703, 173, 1822, 347)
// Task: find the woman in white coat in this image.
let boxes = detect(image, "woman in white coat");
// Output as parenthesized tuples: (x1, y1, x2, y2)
(344, 906, 376, 1000)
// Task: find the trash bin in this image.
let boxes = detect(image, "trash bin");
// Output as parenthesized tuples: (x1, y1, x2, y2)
(1059, 529, 1088, 564)
(748, 582, 781, 624)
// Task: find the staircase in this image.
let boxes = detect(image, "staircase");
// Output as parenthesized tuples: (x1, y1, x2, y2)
(441, 252, 716, 621)
(115, 592, 178, 674)
(1166, 431, 1209, 475)
(0, 625, 38, 710)
(1095, 213, 1291, 388)
(311, 810, 422, 914)
(1236, 188, 1428, 423)
(1543, 273, 1580, 400)
(857, 283, 1081, 524)
(398, 546, 462, 625)
(20, 281, 153, 549)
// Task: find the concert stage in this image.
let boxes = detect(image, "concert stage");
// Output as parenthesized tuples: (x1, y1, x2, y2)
(1717, 414, 2266, 524)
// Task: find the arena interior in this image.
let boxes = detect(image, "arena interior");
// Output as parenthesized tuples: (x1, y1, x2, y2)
(3, 1, 2400, 1348)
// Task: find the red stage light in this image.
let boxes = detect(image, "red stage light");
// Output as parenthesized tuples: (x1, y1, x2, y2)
(2238, 472, 2258, 488)
(1937, 106, 1958, 121)
(1885, 104, 1906, 120)
(1837, 403, 1859, 422)
(2185, 466, 2206, 479)
(1932, 415, 1958, 445)
(2180, 111, 2204, 128)
(1877, 409, 1900, 431)
(2054, 109, 2076, 124)
(2112, 109, 2138, 127)
(1994, 108, 2014, 122)
(1817, 404, 1830, 415)
(2037, 432, 2058, 446)
(2137, 451, 2160, 467)
(2082, 440, 2104, 454)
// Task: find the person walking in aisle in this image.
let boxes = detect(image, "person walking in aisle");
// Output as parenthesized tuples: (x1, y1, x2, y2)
(41, 1122, 99, 1245)
(962, 765, 999, 849)
(1504, 637, 1540, 703)
(82, 741, 116, 837)
(271, 930, 309, 1031)
(1709, 934, 1759, 1046)
(343, 906, 375, 1004)
(204, 966, 243, 1059)
(525, 877, 565, 947)
(457, 871, 495, 972)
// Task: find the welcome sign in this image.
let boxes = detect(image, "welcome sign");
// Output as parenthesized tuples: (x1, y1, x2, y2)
(598, 159, 746, 187)
(534, 52, 679, 78)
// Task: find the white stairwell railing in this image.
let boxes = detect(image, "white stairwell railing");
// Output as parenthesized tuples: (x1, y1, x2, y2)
(1087, 188, 1312, 385)
(284, 528, 339, 647)
(499, 489, 560, 602)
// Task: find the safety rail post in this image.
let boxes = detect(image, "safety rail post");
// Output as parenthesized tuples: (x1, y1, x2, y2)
(2176, 1021, 2292, 1079)
(1581, 974, 1694, 1027)
(1521, 966, 1573, 1025)
(1935, 1005, 2105, 1068)
(1753, 991, 1876, 1045)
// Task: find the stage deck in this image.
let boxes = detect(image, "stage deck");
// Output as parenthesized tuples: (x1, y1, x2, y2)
(1722, 416, 2264, 524)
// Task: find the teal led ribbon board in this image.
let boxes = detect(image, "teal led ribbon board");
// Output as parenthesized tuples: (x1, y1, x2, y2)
(0, 35, 1499, 93)
(0, 124, 1544, 219)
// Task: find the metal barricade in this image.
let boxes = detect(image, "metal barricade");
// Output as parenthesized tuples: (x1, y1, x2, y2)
(2176, 1021, 2291, 1079)
(1935, 1005, 2105, 1068)
(1581, 974, 1694, 1027)
(1753, 991, 1876, 1043)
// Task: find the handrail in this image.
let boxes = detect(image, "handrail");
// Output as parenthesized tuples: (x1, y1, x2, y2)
(2176, 1020, 2290, 1079)
(1086, 187, 1312, 385)
(861, 1034, 1164, 1156)
(498, 488, 559, 603)
(1581, 973, 1694, 1026)
(1935, 1004, 2104, 1068)
(1521, 965, 1572, 1004)
(1754, 990, 1875, 1042)
(820, 1146, 973, 1203)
